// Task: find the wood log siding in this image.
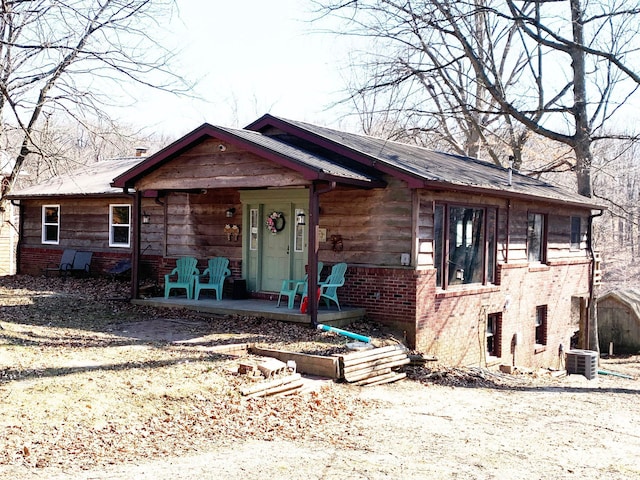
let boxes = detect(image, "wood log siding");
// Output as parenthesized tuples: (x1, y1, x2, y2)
(164, 189, 242, 259)
(136, 139, 309, 191)
(19, 197, 132, 250)
(318, 179, 413, 266)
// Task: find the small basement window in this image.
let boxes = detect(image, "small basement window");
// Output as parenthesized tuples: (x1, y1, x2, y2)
(487, 312, 502, 358)
(535, 305, 548, 346)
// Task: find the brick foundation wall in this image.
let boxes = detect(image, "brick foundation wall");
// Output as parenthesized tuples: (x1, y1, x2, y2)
(340, 266, 419, 347)
(19, 246, 135, 277)
(414, 260, 590, 368)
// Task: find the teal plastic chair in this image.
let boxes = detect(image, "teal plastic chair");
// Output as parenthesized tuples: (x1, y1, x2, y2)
(277, 262, 323, 309)
(195, 257, 231, 300)
(317, 262, 347, 311)
(164, 257, 199, 299)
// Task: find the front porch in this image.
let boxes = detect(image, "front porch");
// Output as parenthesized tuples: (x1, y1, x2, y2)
(131, 296, 366, 327)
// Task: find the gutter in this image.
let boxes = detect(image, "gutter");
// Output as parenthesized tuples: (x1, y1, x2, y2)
(586, 208, 604, 351)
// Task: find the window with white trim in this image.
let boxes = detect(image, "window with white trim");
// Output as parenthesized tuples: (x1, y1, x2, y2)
(42, 205, 60, 244)
(109, 204, 131, 247)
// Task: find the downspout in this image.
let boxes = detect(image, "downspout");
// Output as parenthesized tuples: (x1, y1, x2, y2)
(586, 208, 604, 352)
(308, 181, 336, 327)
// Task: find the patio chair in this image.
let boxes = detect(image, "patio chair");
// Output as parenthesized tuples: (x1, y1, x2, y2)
(106, 258, 132, 280)
(194, 257, 231, 300)
(44, 249, 76, 277)
(278, 262, 323, 309)
(69, 251, 92, 277)
(317, 262, 347, 311)
(164, 256, 199, 299)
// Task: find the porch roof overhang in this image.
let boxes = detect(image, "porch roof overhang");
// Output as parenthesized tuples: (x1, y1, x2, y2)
(247, 114, 606, 211)
(111, 123, 385, 191)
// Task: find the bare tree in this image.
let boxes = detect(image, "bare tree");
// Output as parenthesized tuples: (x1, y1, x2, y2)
(316, 0, 640, 196)
(0, 0, 190, 203)
(316, 0, 640, 351)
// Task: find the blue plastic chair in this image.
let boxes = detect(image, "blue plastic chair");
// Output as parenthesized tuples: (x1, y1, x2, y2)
(277, 262, 323, 309)
(316, 262, 347, 311)
(164, 257, 199, 299)
(195, 257, 231, 300)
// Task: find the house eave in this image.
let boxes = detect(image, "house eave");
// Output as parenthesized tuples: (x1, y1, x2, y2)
(421, 180, 606, 210)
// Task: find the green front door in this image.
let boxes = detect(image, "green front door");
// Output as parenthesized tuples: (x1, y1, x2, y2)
(262, 203, 292, 292)
(241, 189, 309, 293)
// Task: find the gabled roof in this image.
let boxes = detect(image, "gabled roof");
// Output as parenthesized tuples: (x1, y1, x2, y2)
(598, 289, 640, 321)
(112, 123, 384, 189)
(7, 157, 145, 199)
(247, 114, 604, 209)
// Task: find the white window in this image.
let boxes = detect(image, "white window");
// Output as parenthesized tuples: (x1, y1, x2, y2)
(294, 208, 305, 252)
(250, 208, 258, 250)
(42, 205, 60, 244)
(109, 204, 131, 247)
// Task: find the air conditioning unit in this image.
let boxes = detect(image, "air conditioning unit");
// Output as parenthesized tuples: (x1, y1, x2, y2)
(565, 349, 598, 380)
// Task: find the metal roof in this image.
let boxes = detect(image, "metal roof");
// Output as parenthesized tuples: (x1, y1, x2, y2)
(7, 157, 144, 198)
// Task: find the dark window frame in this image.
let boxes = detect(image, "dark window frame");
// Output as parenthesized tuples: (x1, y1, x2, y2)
(434, 203, 498, 289)
(527, 212, 547, 264)
(570, 216, 581, 250)
(487, 312, 502, 358)
(535, 305, 548, 346)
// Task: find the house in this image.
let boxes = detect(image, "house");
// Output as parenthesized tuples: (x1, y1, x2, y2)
(7, 114, 604, 367)
(597, 289, 640, 354)
(6, 152, 149, 277)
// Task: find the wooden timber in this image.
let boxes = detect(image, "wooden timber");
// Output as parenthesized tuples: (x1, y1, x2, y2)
(250, 346, 340, 379)
(338, 344, 410, 385)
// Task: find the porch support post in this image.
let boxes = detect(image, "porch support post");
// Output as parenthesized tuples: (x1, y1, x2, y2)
(131, 190, 142, 300)
(308, 183, 320, 327)
(307, 181, 336, 327)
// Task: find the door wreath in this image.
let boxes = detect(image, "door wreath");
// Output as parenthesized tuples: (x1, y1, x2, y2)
(266, 211, 285, 234)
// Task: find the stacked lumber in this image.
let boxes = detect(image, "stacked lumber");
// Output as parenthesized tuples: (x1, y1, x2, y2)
(339, 345, 410, 386)
(240, 373, 304, 398)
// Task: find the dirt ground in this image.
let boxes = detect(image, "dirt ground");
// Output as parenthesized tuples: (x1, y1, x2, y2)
(1, 276, 640, 479)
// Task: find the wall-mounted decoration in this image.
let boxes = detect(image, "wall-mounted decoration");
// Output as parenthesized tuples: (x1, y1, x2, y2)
(331, 234, 343, 252)
(266, 211, 285, 234)
(224, 224, 241, 241)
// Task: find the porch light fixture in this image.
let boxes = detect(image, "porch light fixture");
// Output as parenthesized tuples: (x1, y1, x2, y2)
(226, 207, 236, 218)
(142, 212, 151, 224)
(296, 211, 306, 225)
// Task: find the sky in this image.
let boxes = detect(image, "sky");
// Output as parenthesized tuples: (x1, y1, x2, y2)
(119, 1, 357, 139)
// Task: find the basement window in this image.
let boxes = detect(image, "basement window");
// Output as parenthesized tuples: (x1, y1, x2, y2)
(487, 312, 502, 358)
(42, 205, 60, 245)
(535, 305, 548, 347)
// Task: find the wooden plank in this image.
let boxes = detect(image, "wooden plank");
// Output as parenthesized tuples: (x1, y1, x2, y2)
(342, 348, 409, 367)
(344, 367, 392, 383)
(365, 372, 407, 386)
(343, 353, 410, 373)
(247, 379, 305, 399)
(343, 358, 411, 382)
(353, 371, 399, 386)
(240, 373, 302, 396)
(250, 346, 340, 379)
(340, 345, 406, 363)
